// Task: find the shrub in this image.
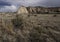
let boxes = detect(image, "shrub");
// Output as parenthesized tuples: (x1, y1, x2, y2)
(28, 30, 41, 42)
(12, 15, 23, 30)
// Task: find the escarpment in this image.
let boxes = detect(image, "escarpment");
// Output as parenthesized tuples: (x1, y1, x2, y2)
(17, 6, 60, 14)
(17, 6, 29, 14)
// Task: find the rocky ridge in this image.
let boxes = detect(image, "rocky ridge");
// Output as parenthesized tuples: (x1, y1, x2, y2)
(17, 6, 60, 14)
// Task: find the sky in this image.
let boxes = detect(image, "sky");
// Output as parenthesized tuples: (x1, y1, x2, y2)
(0, 0, 60, 12)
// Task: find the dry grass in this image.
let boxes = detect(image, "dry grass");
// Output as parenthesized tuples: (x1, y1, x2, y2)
(0, 13, 60, 42)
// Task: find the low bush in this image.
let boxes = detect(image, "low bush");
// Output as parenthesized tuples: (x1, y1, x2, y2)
(12, 15, 23, 30)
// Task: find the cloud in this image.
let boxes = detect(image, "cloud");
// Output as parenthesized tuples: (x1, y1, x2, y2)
(0, 5, 17, 12)
(3, 0, 60, 7)
(1, 0, 60, 7)
(0, 0, 11, 7)
(4, 0, 44, 6)
(0, 0, 60, 12)
(0, 0, 11, 6)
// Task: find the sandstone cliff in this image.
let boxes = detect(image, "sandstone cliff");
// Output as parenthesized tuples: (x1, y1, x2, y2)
(17, 6, 28, 14)
(17, 6, 60, 14)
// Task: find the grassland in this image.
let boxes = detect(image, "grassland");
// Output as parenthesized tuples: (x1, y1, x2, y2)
(0, 13, 60, 42)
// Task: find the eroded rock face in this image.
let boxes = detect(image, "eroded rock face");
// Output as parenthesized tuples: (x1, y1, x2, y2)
(27, 7, 60, 14)
(17, 6, 60, 14)
(17, 6, 28, 14)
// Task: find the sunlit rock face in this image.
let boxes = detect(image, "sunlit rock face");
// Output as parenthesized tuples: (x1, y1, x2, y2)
(17, 6, 28, 14)
(17, 6, 60, 14)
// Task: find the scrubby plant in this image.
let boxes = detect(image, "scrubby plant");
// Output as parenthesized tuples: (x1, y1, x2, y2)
(28, 26, 43, 42)
(12, 14, 23, 30)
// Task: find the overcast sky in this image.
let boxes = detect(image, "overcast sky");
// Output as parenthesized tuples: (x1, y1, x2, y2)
(0, 0, 60, 12)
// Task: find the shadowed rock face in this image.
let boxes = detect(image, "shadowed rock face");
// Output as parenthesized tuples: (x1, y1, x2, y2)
(17, 6, 60, 14)
(27, 7, 60, 14)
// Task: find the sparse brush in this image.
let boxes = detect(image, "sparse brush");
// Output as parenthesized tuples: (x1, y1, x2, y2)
(12, 14, 24, 30)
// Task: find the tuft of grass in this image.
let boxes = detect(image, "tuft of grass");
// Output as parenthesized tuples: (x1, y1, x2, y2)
(12, 15, 23, 29)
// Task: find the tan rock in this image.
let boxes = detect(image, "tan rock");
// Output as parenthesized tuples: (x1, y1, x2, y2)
(17, 6, 28, 14)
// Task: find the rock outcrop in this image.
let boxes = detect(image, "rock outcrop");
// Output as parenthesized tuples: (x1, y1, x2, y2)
(17, 6, 60, 14)
(17, 6, 28, 14)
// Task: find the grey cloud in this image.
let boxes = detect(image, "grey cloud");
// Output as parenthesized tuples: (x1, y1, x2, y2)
(0, 5, 17, 12)
(4, 0, 60, 7)
(1, 0, 60, 7)
(0, 0, 60, 12)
